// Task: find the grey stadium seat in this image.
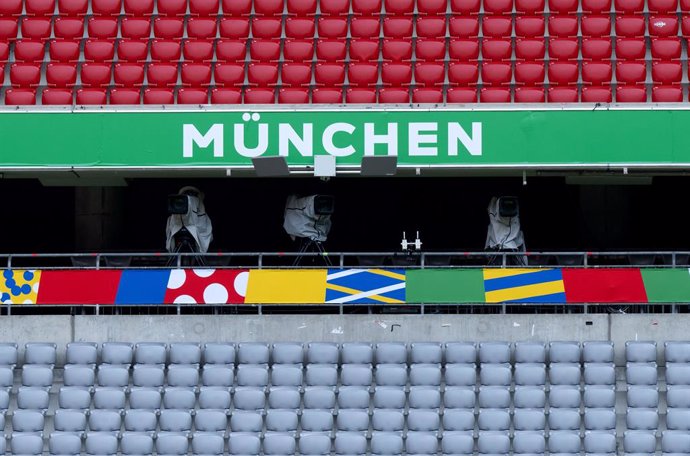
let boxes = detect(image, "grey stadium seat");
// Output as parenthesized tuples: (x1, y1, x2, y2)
(443, 387, 476, 409)
(271, 342, 304, 365)
(265, 409, 299, 433)
(584, 363, 615, 385)
(667, 409, 690, 430)
(549, 431, 582, 456)
(85, 432, 119, 456)
(163, 387, 196, 410)
(374, 386, 406, 409)
(334, 432, 367, 456)
(237, 343, 270, 365)
(228, 432, 261, 456)
(101, 342, 134, 365)
(666, 364, 690, 385)
(194, 410, 228, 433)
(21, 365, 53, 387)
(129, 387, 162, 410)
(58, 387, 92, 410)
(341, 364, 373, 387)
(514, 386, 546, 409)
(338, 386, 370, 409)
(97, 364, 129, 387)
(512, 431, 546, 455)
(88, 409, 122, 432)
(478, 386, 510, 409)
(167, 364, 200, 387)
(479, 364, 511, 386)
(375, 364, 408, 387)
(270, 365, 303, 387)
(132, 364, 165, 387)
(12, 409, 45, 432)
(445, 342, 477, 364)
(584, 386, 616, 408)
(233, 387, 266, 410)
(341, 343, 374, 364)
(63, 365, 95, 387)
(443, 409, 475, 431)
(268, 386, 301, 410)
(263, 433, 297, 455)
(372, 409, 405, 432)
(11, 433, 45, 456)
(299, 432, 333, 455)
(445, 364, 477, 387)
(66, 342, 98, 365)
(124, 409, 157, 432)
(25, 342, 57, 365)
(192, 432, 225, 456)
(549, 342, 581, 364)
(665, 342, 690, 364)
(626, 408, 659, 431)
(582, 341, 614, 364)
(409, 386, 442, 409)
(304, 386, 336, 410)
(229, 411, 263, 432)
(0, 343, 18, 366)
(515, 363, 546, 386)
(442, 432, 474, 456)
(17, 386, 50, 410)
(54, 409, 87, 432)
(548, 408, 581, 431)
(584, 431, 617, 455)
(170, 342, 201, 365)
(159, 410, 193, 432)
(203, 343, 236, 365)
(236, 365, 268, 387)
(549, 386, 582, 408)
(201, 365, 234, 387)
(371, 431, 404, 456)
(0, 389, 8, 411)
(478, 409, 511, 431)
(667, 386, 690, 408)
(0, 366, 13, 388)
(624, 430, 657, 455)
(93, 387, 126, 410)
(49, 432, 83, 456)
(513, 409, 546, 431)
(134, 342, 167, 365)
(515, 342, 546, 364)
(627, 386, 659, 408)
(478, 431, 510, 455)
(411, 342, 443, 364)
(584, 408, 616, 431)
(198, 387, 231, 410)
(406, 432, 439, 455)
(410, 364, 442, 386)
(549, 363, 582, 386)
(407, 409, 441, 432)
(337, 409, 369, 432)
(375, 343, 407, 365)
(478, 342, 511, 364)
(662, 431, 690, 456)
(626, 341, 657, 363)
(155, 432, 190, 456)
(306, 365, 338, 387)
(120, 432, 155, 455)
(307, 342, 340, 364)
(301, 409, 334, 432)
(626, 363, 658, 385)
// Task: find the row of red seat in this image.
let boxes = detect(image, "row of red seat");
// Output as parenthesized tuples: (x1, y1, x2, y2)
(3, 0, 690, 16)
(1, 60, 682, 87)
(1, 84, 684, 104)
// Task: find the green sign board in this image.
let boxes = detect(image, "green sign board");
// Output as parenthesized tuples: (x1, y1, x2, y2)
(1, 107, 688, 169)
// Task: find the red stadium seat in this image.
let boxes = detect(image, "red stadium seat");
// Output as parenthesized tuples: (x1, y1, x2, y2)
(614, 0, 643, 13)
(582, 0, 610, 12)
(247, 62, 279, 86)
(284, 39, 314, 61)
(124, 0, 153, 15)
(516, 0, 545, 13)
(378, 87, 409, 103)
(385, 0, 414, 14)
(616, 85, 646, 101)
(219, 18, 250, 38)
(616, 61, 646, 84)
(652, 85, 682, 101)
(414, 62, 445, 86)
(515, 86, 545, 102)
(244, 88, 275, 103)
(352, 0, 381, 14)
(81, 63, 112, 86)
(84, 40, 115, 61)
(58, 0, 87, 14)
(154, 17, 184, 39)
(88, 17, 118, 39)
(157, 0, 187, 15)
(42, 88, 73, 104)
(211, 88, 242, 103)
(46, 62, 77, 86)
(216, 40, 247, 62)
(278, 88, 310, 103)
(117, 40, 148, 62)
(348, 62, 378, 86)
(615, 38, 645, 60)
(412, 88, 443, 103)
(121, 18, 151, 39)
(652, 61, 682, 83)
(648, 0, 677, 11)
(254, 0, 285, 15)
(416, 39, 446, 61)
(548, 61, 578, 84)
(515, 62, 545, 85)
(416, 16, 446, 38)
(114, 62, 145, 86)
(515, 38, 545, 60)
(0, 42, 9, 62)
(418, 0, 447, 14)
(548, 15, 578, 37)
(582, 38, 612, 60)
(213, 63, 245, 86)
(649, 16, 678, 37)
(190, 0, 219, 15)
(581, 85, 612, 101)
(582, 61, 612, 84)
(26, 0, 56, 16)
(0, 19, 19, 41)
(92, 0, 122, 15)
(549, 0, 578, 12)
(48, 40, 79, 62)
(346, 88, 377, 103)
(10, 63, 42, 87)
(281, 62, 312, 86)
(181, 63, 212, 86)
(548, 86, 578, 101)
(187, 18, 218, 39)
(312, 87, 343, 103)
(318, 17, 348, 38)
(183, 40, 214, 62)
(0, 0, 23, 16)
(515, 16, 545, 37)
(581, 15, 611, 37)
(447, 87, 477, 102)
(285, 17, 315, 38)
(316, 39, 346, 61)
(152, 40, 183, 62)
(482, 16, 512, 37)
(483, 0, 513, 13)
(482, 62, 511, 85)
(21, 18, 52, 40)
(349, 39, 379, 61)
(252, 17, 282, 38)
(483, 39, 512, 60)
(450, 0, 480, 13)
(222, 0, 251, 15)
(480, 87, 511, 102)
(382, 39, 412, 61)
(320, 0, 350, 15)
(250, 40, 281, 61)
(449, 17, 480, 37)
(651, 38, 681, 59)
(4, 89, 37, 105)
(177, 88, 209, 104)
(383, 17, 413, 38)
(449, 39, 479, 60)
(548, 38, 578, 60)
(315, 62, 346, 85)
(110, 88, 140, 105)
(682, 17, 690, 36)
(144, 88, 175, 104)
(14, 40, 46, 62)
(54, 17, 84, 39)
(287, 0, 317, 14)
(381, 62, 411, 86)
(448, 62, 479, 84)
(615, 16, 645, 37)
(76, 88, 107, 105)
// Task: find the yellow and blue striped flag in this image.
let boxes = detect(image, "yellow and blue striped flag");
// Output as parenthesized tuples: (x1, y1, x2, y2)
(483, 268, 566, 303)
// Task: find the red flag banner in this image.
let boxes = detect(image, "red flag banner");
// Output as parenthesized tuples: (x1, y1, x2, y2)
(37, 270, 122, 305)
(562, 268, 649, 303)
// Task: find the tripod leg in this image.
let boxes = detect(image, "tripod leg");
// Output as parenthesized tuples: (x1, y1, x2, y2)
(293, 240, 309, 266)
(314, 242, 332, 267)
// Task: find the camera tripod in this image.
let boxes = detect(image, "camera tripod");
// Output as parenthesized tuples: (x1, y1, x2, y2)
(486, 248, 527, 267)
(293, 238, 332, 266)
(167, 229, 206, 267)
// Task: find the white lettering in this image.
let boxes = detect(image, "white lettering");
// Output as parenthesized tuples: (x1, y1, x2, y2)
(323, 123, 356, 157)
(364, 123, 398, 156)
(233, 123, 269, 158)
(279, 123, 313, 157)
(183, 124, 224, 158)
(448, 122, 483, 156)
(409, 122, 438, 156)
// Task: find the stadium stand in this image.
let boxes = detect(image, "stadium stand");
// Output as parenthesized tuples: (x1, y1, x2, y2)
(0, 0, 687, 104)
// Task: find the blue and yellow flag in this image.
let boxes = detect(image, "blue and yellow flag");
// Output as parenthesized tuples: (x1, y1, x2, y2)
(483, 268, 566, 303)
(326, 269, 405, 304)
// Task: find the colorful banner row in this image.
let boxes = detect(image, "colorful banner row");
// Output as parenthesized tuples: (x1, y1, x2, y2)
(1, 268, 689, 305)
